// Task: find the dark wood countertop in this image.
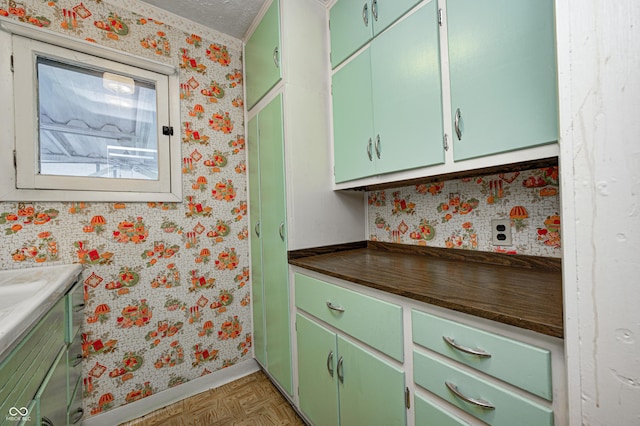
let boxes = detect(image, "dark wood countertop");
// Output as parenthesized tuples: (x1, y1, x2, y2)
(289, 241, 564, 339)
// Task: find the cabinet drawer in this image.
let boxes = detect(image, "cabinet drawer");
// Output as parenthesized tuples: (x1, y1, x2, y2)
(66, 332, 83, 403)
(0, 298, 65, 416)
(67, 375, 84, 425)
(295, 273, 403, 362)
(412, 309, 552, 400)
(413, 350, 553, 426)
(415, 392, 469, 426)
(65, 281, 84, 343)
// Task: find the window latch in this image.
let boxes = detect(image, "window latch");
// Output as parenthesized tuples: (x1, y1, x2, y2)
(162, 126, 174, 136)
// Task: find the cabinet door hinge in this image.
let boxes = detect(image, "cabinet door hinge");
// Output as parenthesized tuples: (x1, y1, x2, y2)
(13, 150, 16, 168)
(405, 387, 411, 409)
(443, 134, 449, 151)
(438, 8, 443, 26)
(10, 54, 14, 73)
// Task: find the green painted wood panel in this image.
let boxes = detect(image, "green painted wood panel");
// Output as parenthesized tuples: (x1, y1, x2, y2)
(413, 349, 553, 426)
(332, 49, 376, 183)
(245, 0, 282, 109)
(412, 309, 552, 400)
(258, 94, 292, 395)
(330, 0, 373, 68)
(371, 2, 445, 175)
(296, 314, 339, 426)
(415, 392, 470, 426)
(447, 0, 558, 161)
(338, 335, 406, 426)
(371, 0, 422, 36)
(295, 273, 404, 362)
(247, 115, 266, 367)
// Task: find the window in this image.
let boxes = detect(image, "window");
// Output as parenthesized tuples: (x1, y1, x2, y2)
(0, 21, 181, 201)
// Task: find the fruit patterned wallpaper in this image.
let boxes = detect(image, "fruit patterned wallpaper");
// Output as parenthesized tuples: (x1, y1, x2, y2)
(368, 166, 561, 257)
(0, 0, 249, 417)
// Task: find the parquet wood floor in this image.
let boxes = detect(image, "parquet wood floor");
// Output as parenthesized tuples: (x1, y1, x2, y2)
(120, 371, 305, 426)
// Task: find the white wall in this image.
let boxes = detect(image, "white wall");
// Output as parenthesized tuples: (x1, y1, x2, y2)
(558, 0, 640, 424)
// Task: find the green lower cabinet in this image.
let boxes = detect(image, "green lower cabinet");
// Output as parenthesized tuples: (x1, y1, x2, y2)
(297, 313, 406, 426)
(413, 349, 553, 426)
(415, 392, 469, 426)
(249, 94, 292, 395)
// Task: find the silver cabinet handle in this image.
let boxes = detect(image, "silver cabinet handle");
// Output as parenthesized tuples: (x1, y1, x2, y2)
(445, 381, 495, 410)
(443, 336, 492, 358)
(71, 407, 84, 424)
(337, 356, 344, 383)
(326, 301, 345, 313)
(74, 302, 85, 312)
(254, 221, 260, 237)
(279, 222, 285, 241)
(42, 416, 54, 426)
(327, 351, 334, 377)
(375, 134, 381, 159)
(73, 353, 83, 367)
(273, 46, 280, 68)
(367, 138, 373, 161)
(372, 0, 378, 21)
(362, 2, 369, 26)
(454, 108, 462, 140)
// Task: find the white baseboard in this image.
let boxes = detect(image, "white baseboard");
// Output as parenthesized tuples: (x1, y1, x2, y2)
(82, 359, 261, 426)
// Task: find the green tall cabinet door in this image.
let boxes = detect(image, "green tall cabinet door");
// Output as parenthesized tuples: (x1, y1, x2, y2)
(257, 94, 292, 395)
(337, 335, 406, 426)
(247, 116, 265, 367)
(332, 49, 376, 183)
(371, 2, 444, 175)
(447, 0, 558, 161)
(245, 0, 281, 109)
(371, 0, 422, 37)
(296, 314, 340, 426)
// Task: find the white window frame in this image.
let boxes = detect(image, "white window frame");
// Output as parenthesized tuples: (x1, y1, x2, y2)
(0, 19, 182, 202)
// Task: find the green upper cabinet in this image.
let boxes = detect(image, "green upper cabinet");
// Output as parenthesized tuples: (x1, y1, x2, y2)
(447, 0, 558, 161)
(371, 1, 444, 175)
(333, 2, 444, 183)
(330, 0, 421, 68)
(332, 49, 376, 182)
(245, 0, 282, 110)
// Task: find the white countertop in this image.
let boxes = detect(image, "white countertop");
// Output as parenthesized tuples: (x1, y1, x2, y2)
(0, 264, 83, 362)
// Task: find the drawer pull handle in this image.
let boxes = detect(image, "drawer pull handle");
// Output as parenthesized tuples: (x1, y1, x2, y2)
(326, 301, 345, 313)
(74, 303, 85, 312)
(367, 138, 373, 161)
(337, 356, 344, 383)
(445, 381, 495, 410)
(254, 221, 260, 238)
(374, 134, 381, 159)
(73, 353, 83, 367)
(443, 336, 491, 358)
(327, 350, 334, 377)
(279, 222, 285, 241)
(372, 0, 378, 21)
(273, 46, 280, 68)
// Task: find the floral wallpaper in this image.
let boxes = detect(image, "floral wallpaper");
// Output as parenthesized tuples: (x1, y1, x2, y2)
(368, 166, 561, 257)
(0, 0, 249, 418)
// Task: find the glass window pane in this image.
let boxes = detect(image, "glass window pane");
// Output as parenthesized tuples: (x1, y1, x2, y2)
(36, 58, 159, 180)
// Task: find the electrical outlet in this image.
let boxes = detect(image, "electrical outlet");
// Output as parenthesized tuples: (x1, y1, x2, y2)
(491, 219, 512, 246)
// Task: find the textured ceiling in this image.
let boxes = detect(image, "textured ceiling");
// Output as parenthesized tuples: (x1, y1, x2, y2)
(139, 0, 268, 40)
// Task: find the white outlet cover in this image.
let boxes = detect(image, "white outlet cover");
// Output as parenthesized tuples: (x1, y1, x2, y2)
(491, 218, 512, 246)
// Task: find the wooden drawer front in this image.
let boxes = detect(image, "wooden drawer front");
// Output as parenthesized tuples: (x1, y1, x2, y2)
(412, 309, 552, 400)
(413, 350, 553, 426)
(295, 273, 403, 362)
(0, 299, 65, 419)
(415, 392, 470, 426)
(65, 281, 84, 343)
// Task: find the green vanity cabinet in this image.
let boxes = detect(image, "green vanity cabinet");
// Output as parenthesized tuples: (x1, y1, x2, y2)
(447, 0, 558, 161)
(245, 0, 282, 110)
(248, 94, 292, 395)
(296, 313, 406, 426)
(330, 0, 421, 68)
(333, 2, 444, 183)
